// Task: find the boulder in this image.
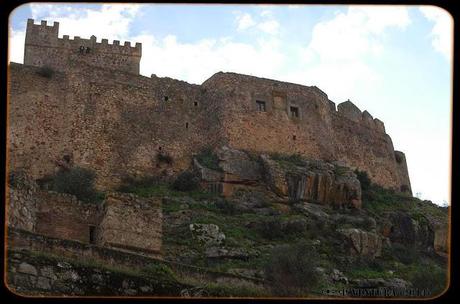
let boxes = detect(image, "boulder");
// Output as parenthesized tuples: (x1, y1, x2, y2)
(189, 223, 225, 246)
(381, 212, 434, 250)
(337, 228, 383, 257)
(215, 146, 262, 182)
(260, 154, 362, 208)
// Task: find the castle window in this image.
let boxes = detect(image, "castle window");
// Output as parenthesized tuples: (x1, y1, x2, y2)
(256, 100, 266, 112)
(293, 135, 297, 140)
(186, 122, 189, 129)
(194, 102, 198, 107)
(159, 146, 162, 151)
(89, 225, 96, 244)
(290, 106, 299, 118)
(164, 96, 169, 101)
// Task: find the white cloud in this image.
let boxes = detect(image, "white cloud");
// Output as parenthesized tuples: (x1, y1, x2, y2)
(135, 33, 285, 84)
(236, 13, 256, 31)
(419, 6, 453, 61)
(257, 20, 280, 35)
(8, 27, 25, 63)
(293, 6, 410, 102)
(29, 4, 140, 42)
(234, 10, 280, 35)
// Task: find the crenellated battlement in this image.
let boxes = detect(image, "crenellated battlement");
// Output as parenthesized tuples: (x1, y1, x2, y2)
(24, 19, 141, 74)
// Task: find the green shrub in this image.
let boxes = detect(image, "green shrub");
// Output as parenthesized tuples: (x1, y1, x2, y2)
(388, 243, 420, 265)
(355, 169, 371, 191)
(142, 263, 176, 281)
(36, 66, 54, 78)
(255, 219, 284, 240)
(214, 199, 238, 215)
(48, 167, 101, 203)
(270, 153, 305, 168)
(409, 264, 447, 297)
(264, 241, 321, 296)
(117, 175, 160, 193)
(196, 148, 222, 171)
(172, 171, 200, 192)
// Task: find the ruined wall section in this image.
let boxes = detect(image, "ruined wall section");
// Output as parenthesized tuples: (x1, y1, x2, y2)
(34, 192, 100, 244)
(24, 19, 141, 74)
(97, 193, 162, 255)
(8, 62, 222, 189)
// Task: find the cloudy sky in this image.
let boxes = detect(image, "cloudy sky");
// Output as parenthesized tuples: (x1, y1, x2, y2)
(8, 4, 452, 206)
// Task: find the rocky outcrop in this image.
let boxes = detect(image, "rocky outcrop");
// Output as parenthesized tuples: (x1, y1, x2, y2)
(189, 224, 225, 246)
(7, 171, 39, 232)
(260, 155, 362, 208)
(215, 146, 261, 182)
(381, 212, 434, 250)
(338, 228, 383, 258)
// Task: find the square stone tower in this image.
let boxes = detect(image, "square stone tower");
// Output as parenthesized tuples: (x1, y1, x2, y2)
(24, 19, 142, 74)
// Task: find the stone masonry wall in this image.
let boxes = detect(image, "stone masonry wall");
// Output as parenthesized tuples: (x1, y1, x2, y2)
(98, 193, 162, 255)
(201, 72, 410, 192)
(8, 62, 224, 189)
(24, 19, 141, 75)
(34, 192, 100, 244)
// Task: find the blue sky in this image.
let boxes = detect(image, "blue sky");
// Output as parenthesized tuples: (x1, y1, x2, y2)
(8, 4, 452, 206)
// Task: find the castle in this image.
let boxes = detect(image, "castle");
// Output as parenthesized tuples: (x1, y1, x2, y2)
(8, 19, 411, 195)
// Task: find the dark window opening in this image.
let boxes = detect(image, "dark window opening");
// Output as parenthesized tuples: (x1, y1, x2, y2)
(293, 135, 296, 140)
(256, 100, 266, 112)
(186, 122, 189, 129)
(159, 146, 162, 151)
(89, 225, 96, 244)
(164, 96, 169, 101)
(194, 102, 198, 107)
(290, 106, 299, 118)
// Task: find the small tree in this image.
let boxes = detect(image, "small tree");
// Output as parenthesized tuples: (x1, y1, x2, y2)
(264, 241, 321, 296)
(172, 171, 200, 192)
(50, 167, 100, 203)
(355, 169, 371, 192)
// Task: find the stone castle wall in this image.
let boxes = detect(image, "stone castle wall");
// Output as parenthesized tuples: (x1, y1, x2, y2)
(201, 72, 411, 193)
(24, 19, 141, 74)
(8, 19, 411, 193)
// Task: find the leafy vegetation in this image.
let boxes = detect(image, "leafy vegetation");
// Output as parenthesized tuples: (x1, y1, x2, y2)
(264, 241, 321, 296)
(41, 167, 103, 203)
(196, 148, 222, 171)
(269, 152, 305, 169)
(172, 171, 200, 192)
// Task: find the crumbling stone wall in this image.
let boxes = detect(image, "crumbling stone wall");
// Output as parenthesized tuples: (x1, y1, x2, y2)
(34, 192, 100, 244)
(98, 193, 162, 255)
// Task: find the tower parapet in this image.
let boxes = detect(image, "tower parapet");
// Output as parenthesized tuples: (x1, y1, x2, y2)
(24, 19, 141, 74)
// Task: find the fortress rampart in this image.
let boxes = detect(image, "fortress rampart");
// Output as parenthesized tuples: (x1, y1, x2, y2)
(8, 19, 411, 194)
(24, 19, 141, 74)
